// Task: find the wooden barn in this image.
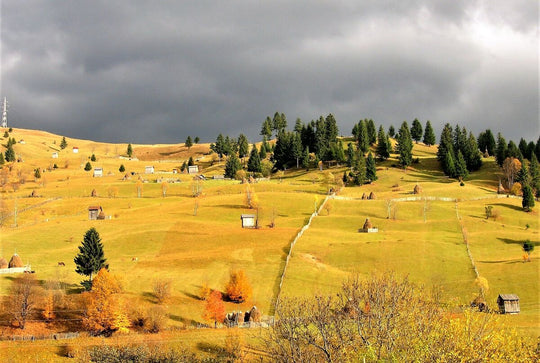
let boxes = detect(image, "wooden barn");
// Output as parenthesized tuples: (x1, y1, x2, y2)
(497, 294, 520, 314)
(241, 214, 257, 228)
(93, 168, 103, 177)
(88, 206, 103, 220)
(188, 165, 199, 174)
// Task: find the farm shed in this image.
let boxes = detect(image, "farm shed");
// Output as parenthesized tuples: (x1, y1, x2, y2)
(145, 166, 154, 174)
(93, 168, 103, 177)
(88, 206, 103, 220)
(188, 165, 199, 174)
(497, 294, 520, 314)
(51, 152, 58, 159)
(241, 214, 257, 228)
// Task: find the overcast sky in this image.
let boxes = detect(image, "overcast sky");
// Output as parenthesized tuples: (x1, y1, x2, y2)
(1, 1, 538, 144)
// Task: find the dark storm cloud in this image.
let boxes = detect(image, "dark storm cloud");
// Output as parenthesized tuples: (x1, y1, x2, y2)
(1, 1, 538, 144)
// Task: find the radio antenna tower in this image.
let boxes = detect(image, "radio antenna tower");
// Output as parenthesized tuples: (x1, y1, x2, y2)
(1, 97, 7, 128)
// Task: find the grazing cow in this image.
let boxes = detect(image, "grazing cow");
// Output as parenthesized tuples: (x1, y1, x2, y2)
(58, 262, 65, 266)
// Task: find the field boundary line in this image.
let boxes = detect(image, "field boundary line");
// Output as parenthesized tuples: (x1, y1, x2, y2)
(272, 192, 334, 314)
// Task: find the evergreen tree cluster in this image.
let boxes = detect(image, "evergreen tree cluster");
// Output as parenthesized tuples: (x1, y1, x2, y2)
(437, 124, 482, 179)
(494, 133, 540, 167)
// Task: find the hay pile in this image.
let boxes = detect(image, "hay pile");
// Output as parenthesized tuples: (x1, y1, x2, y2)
(413, 184, 422, 194)
(9, 254, 24, 268)
(363, 218, 373, 230)
(0, 258, 8, 269)
(91, 189, 97, 197)
(361, 193, 367, 200)
(369, 192, 376, 200)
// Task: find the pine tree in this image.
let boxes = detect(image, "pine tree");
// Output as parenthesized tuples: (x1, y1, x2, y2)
(366, 152, 377, 182)
(188, 156, 194, 166)
(506, 140, 521, 160)
(444, 151, 456, 178)
(84, 162, 92, 171)
(259, 141, 267, 159)
(355, 120, 369, 153)
(194, 136, 200, 144)
(522, 185, 535, 211)
(4, 143, 15, 162)
(60, 136, 68, 149)
(346, 143, 355, 167)
(74, 227, 107, 290)
(529, 154, 540, 194)
(34, 168, 41, 179)
(411, 119, 423, 143)
(423, 120, 436, 146)
(301, 146, 310, 169)
(294, 118, 304, 133)
(477, 129, 496, 156)
(127, 143, 133, 158)
(376, 126, 390, 160)
(224, 154, 242, 179)
(437, 123, 454, 162)
(366, 119, 376, 145)
(247, 144, 262, 172)
(518, 138, 529, 159)
(261, 117, 272, 139)
(353, 149, 366, 185)
(119, 164, 125, 173)
(454, 150, 468, 180)
(90, 154, 96, 162)
(0, 152, 4, 165)
(185, 136, 193, 150)
(237, 134, 249, 160)
(386, 134, 393, 156)
(466, 132, 482, 171)
(396, 121, 413, 168)
(495, 133, 507, 167)
(388, 125, 395, 138)
(516, 161, 529, 186)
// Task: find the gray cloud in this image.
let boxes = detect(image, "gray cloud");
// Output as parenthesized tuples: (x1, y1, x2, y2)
(1, 1, 538, 144)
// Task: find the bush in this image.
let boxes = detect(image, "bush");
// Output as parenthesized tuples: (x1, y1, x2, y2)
(119, 164, 125, 173)
(152, 279, 172, 304)
(84, 162, 92, 171)
(144, 306, 168, 333)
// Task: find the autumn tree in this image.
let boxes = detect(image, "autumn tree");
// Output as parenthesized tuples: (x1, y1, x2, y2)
(6, 274, 38, 329)
(225, 269, 252, 303)
(74, 227, 107, 290)
(204, 290, 226, 327)
(245, 184, 259, 210)
(522, 240, 534, 261)
(153, 278, 172, 304)
(82, 268, 129, 336)
(502, 157, 521, 190)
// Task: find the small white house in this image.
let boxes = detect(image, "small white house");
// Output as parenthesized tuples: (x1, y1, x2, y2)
(93, 168, 103, 177)
(51, 152, 59, 159)
(145, 166, 154, 174)
(72, 147, 79, 153)
(241, 214, 257, 228)
(188, 165, 199, 174)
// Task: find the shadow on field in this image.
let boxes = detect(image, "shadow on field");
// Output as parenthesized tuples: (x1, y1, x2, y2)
(182, 289, 202, 301)
(497, 238, 540, 246)
(490, 203, 523, 212)
(197, 342, 225, 357)
(214, 204, 246, 209)
(169, 314, 199, 327)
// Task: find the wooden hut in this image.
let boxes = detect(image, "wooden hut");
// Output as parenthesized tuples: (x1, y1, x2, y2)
(188, 165, 199, 174)
(93, 168, 103, 177)
(88, 206, 102, 220)
(241, 214, 257, 228)
(497, 294, 520, 314)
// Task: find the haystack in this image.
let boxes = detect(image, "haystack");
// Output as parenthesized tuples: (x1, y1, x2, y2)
(413, 184, 422, 194)
(361, 193, 367, 200)
(248, 306, 261, 322)
(369, 192, 376, 200)
(9, 254, 24, 268)
(0, 258, 8, 269)
(497, 180, 505, 194)
(91, 189, 97, 197)
(97, 210, 106, 220)
(363, 218, 373, 230)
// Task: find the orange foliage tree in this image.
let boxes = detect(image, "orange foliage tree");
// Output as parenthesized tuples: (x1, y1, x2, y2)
(82, 268, 129, 336)
(204, 290, 225, 327)
(225, 269, 252, 303)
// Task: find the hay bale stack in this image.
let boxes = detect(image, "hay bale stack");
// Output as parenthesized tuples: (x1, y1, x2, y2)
(369, 192, 376, 200)
(97, 210, 106, 220)
(91, 189, 97, 197)
(0, 258, 8, 269)
(9, 254, 24, 268)
(363, 218, 373, 230)
(361, 193, 367, 200)
(248, 306, 261, 322)
(413, 184, 422, 194)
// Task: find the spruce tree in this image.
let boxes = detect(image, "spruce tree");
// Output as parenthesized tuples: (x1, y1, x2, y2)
(259, 142, 267, 159)
(188, 156, 194, 166)
(127, 143, 133, 158)
(495, 133, 507, 167)
(261, 117, 272, 139)
(294, 118, 303, 134)
(4, 143, 15, 162)
(237, 134, 249, 159)
(396, 121, 413, 168)
(466, 132, 482, 171)
(386, 134, 393, 156)
(247, 144, 262, 172)
(60, 136, 68, 149)
(84, 162, 92, 171)
(194, 136, 200, 144)
(74, 227, 107, 290)
(119, 164, 125, 173)
(185, 136, 193, 150)
(301, 147, 310, 169)
(376, 126, 390, 160)
(90, 154, 96, 162)
(444, 151, 456, 178)
(0, 152, 4, 165)
(506, 140, 521, 160)
(353, 150, 366, 185)
(366, 119, 376, 145)
(454, 150, 468, 180)
(522, 185, 535, 211)
(477, 129, 496, 156)
(346, 143, 355, 167)
(529, 154, 540, 194)
(423, 120, 436, 146)
(366, 152, 377, 182)
(356, 120, 369, 153)
(518, 138, 529, 159)
(224, 153, 242, 179)
(388, 125, 395, 138)
(411, 119, 423, 143)
(516, 161, 529, 186)
(437, 123, 454, 162)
